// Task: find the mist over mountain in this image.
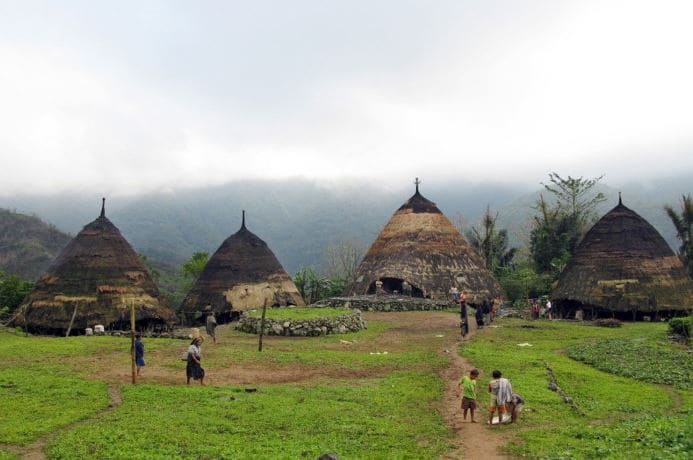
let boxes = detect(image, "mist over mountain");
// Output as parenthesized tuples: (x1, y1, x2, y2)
(1, 174, 689, 275)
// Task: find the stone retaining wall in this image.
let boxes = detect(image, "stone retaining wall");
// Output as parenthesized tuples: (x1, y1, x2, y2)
(315, 296, 451, 312)
(236, 310, 367, 336)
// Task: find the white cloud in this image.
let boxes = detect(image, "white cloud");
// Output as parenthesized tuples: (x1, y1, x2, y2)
(0, 0, 692, 195)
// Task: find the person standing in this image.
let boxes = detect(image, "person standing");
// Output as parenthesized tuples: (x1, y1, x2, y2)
(458, 368, 479, 422)
(488, 369, 512, 426)
(186, 337, 205, 385)
(205, 308, 217, 344)
(449, 286, 459, 305)
(475, 304, 484, 328)
(546, 299, 553, 320)
(134, 333, 145, 376)
(459, 292, 469, 337)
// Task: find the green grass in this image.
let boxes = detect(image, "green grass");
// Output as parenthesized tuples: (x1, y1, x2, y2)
(462, 319, 693, 459)
(47, 372, 452, 459)
(0, 450, 18, 460)
(568, 338, 693, 389)
(246, 307, 353, 320)
(0, 364, 108, 445)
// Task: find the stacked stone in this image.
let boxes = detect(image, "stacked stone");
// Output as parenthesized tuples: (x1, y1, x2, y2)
(315, 296, 450, 312)
(237, 310, 367, 336)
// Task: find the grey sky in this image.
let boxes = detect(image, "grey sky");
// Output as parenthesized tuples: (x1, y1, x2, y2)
(1, 0, 692, 195)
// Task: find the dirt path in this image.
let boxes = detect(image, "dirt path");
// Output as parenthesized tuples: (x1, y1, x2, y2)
(438, 316, 512, 460)
(6, 384, 123, 460)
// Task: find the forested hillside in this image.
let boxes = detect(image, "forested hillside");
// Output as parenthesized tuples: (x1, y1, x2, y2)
(0, 209, 71, 280)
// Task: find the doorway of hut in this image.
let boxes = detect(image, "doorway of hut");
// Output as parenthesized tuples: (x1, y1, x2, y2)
(367, 277, 423, 297)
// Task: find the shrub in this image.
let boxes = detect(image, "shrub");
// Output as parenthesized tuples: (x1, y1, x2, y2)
(668, 316, 692, 339)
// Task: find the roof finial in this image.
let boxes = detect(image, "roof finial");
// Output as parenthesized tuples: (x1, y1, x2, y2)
(241, 210, 246, 229)
(414, 177, 421, 194)
(100, 197, 105, 218)
(618, 192, 622, 206)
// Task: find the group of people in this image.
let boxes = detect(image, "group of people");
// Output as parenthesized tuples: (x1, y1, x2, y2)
(530, 298, 552, 320)
(452, 288, 502, 337)
(458, 368, 524, 425)
(132, 307, 218, 386)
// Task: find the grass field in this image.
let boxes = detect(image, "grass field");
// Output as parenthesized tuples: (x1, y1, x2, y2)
(463, 319, 693, 459)
(0, 316, 691, 459)
(245, 307, 353, 320)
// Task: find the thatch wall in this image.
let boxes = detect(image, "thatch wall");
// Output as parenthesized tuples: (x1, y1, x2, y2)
(12, 203, 176, 333)
(351, 188, 502, 302)
(552, 200, 693, 316)
(180, 216, 304, 320)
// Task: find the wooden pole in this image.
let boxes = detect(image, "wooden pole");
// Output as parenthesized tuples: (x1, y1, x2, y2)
(130, 302, 136, 384)
(258, 298, 268, 352)
(65, 304, 79, 337)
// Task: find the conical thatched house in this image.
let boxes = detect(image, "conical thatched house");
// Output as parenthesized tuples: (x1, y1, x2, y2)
(180, 211, 304, 322)
(552, 197, 693, 319)
(13, 199, 177, 334)
(350, 181, 503, 302)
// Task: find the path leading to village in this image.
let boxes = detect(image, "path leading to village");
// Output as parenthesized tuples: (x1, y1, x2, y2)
(438, 316, 511, 460)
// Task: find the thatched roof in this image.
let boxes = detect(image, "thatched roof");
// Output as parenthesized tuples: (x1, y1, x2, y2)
(552, 198, 693, 314)
(180, 211, 304, 317)
(12, 199, 177, 333)
(350, 182, 503, 302)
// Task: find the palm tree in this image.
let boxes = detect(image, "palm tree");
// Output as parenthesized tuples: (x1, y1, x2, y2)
(664, 194, 693, 277)
(466, 206, 517, 275)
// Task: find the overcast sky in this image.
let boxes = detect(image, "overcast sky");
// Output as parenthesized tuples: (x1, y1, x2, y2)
(1, 0, 692, 196)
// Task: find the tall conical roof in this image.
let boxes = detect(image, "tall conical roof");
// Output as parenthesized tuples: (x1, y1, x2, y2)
(14, 199, 177, 333)
(351, 181, 503, 302)
(552, 199, 693, 313)
(180, 211, 304, 317)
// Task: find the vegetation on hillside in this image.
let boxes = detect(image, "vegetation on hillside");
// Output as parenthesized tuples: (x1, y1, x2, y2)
(0, 271, 32, 319)
(0, 208, 70, 280)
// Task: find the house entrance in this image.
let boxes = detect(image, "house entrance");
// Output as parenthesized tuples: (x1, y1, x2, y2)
(367, 277, 424, 297)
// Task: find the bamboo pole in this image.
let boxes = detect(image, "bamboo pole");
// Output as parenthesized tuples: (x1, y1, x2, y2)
(130, 302, 136, 384)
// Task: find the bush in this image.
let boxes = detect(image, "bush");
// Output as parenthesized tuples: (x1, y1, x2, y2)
(668, 316, 692, 339)
(592, 318, 622, 328)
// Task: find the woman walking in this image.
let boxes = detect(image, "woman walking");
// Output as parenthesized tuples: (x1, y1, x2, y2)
(186, 337, 205, 385)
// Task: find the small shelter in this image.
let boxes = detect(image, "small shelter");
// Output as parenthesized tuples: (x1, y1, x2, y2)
(180, 211, 304, 323)
(350, 179, 503, 302)
(552, 196, 693, 319)
(13, 199, 177, 334)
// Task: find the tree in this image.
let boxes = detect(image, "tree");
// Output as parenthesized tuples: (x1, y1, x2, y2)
(0, 271, 33, 317)
(664, 194, 693, 276)
(465, 206, 516, 275)
(324, 240, 366, 294)
(293, 267, 342, 304)
(181, 252, 209, 281)
(541, 172, 606, 241)
(530, 173, 606, 276)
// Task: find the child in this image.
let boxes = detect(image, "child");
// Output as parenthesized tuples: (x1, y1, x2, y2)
(507, 393, 524, 423)
(488, 369, 512, 426)
(134, 333, 145, 376)
(458, 368, 479, 422)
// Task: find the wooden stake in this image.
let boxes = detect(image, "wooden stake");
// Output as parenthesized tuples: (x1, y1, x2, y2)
(258, 298, 268, 352)
(130, 302, 136, 384)
(65, 303, 79, 337)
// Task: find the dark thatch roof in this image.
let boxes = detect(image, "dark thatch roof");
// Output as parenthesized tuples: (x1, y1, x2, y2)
(12, 199, 177, 332)
(552, 198, 693, 313)
(180, 212, 304, 316)
(350, 183, 503, 302)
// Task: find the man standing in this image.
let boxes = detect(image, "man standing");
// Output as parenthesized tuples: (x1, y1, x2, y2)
(205, 306, 217, 344)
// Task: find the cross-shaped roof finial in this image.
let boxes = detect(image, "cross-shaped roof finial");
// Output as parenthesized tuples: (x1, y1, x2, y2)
(414, 177, 421, 194)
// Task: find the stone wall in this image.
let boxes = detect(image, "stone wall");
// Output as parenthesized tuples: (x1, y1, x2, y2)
(315, 295, 451, 312)
(236, 309, 367, 336)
